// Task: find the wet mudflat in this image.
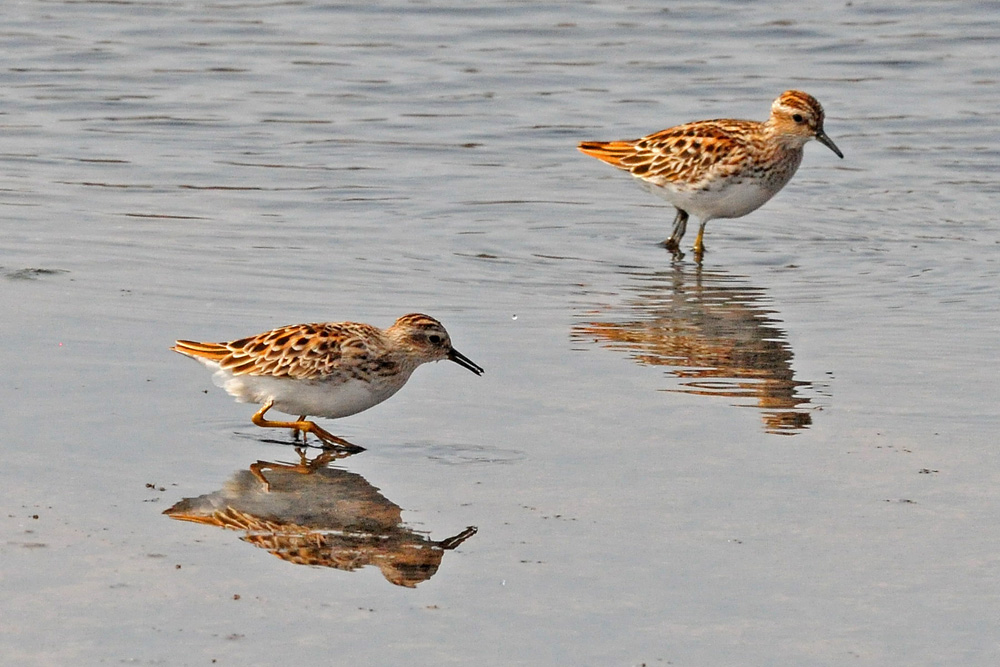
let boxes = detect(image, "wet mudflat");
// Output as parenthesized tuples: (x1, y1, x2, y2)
(2, 1, 999, 665)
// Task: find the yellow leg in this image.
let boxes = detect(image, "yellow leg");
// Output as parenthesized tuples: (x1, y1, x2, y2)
(251, 399, 364, 452)
(692, 222, 707, 260)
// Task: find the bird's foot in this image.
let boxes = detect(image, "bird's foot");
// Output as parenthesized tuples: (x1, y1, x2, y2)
(662, 237, 685, 260)
(305, 422, 366, 453)
(252, 403, 365, 453)
(692, 242, 705, 264)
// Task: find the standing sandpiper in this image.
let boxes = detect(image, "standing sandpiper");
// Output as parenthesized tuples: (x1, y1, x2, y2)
(579, 90, 843, 259)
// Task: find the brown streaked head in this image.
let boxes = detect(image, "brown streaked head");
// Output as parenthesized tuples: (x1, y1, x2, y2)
(770, 90, 843, 158)
(389, 313, 484, 375)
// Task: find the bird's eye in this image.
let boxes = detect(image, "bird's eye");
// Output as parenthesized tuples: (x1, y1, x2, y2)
(428, 334, 442, 345)
(792, 113, 804, 123)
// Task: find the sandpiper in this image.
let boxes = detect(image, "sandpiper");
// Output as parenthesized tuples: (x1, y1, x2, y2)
(172, 313, 483, 449)
(579, 90, 843, 259)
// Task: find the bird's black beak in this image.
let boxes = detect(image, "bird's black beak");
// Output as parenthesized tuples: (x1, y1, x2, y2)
(816, 129, 844, 159)
(448, 348, 484, 376)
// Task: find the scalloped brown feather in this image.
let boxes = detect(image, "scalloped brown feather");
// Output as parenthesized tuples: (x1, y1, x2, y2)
(579, 119, 761, 188)
(172, 322, 386, 380)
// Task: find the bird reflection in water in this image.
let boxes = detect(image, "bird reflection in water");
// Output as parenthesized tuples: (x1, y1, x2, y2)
(572, 266, 824, 434)
(164, 449, 477, 587)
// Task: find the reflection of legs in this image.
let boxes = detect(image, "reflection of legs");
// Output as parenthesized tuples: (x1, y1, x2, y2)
(663, 209, 688, 258)
(250, 447, 350, 492)
(251, 399, 364, 451)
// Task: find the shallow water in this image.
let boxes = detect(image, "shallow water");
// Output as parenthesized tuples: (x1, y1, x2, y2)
(3, 1, 1000, 665)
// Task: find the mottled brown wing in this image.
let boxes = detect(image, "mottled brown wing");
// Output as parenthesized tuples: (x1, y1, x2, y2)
(175, 322, 384, 380)
(580, 119, 756, 186)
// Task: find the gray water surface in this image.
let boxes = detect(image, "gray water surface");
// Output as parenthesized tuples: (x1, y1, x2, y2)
(3, 1, 999, 665)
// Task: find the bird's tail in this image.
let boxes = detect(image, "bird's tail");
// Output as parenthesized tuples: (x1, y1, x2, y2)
(171, 339, 230, 362)
(577, 140, 639, 170)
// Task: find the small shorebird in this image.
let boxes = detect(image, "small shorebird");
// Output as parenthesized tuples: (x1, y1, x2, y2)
(172, 313, 483, 450)
(578, 90, 843, 259)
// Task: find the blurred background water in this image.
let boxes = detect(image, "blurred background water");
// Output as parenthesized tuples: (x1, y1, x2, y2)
(2, 1, 999, 665)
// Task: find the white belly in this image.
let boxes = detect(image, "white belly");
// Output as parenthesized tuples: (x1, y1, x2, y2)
(641, 177, 783, 221)
(213, 369, 409, 419)
(638, 149, 802, 221)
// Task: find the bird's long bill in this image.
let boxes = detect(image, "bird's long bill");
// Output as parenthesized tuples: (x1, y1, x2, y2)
(815, 130, 844, 158)
(448, 348, 484, 376)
